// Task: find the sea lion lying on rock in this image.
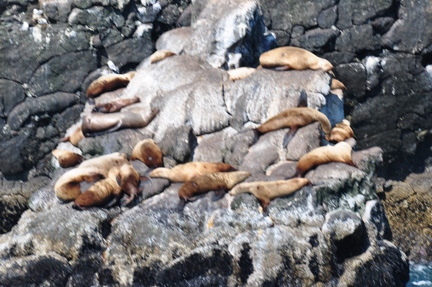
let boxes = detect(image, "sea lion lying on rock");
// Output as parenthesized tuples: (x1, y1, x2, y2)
(60, 126, 84, 147)
(149, 49, 176, 64)
(118, 162, 143, 206)
(130, 139, 163, 168)
(328, 119, 354, 143)
(150, 162, 236, 182)
(178, 171, 251, 205)
(86, 71, 136, 98)
(295, 141, 355, 177)
(81, 108, 159, 137)
(229, 178, 311, 213)
(93, 97, 141, 113)
(227, 67, 256, 81)
(52, 149, 83, 168)
(259, 46, 333, 72)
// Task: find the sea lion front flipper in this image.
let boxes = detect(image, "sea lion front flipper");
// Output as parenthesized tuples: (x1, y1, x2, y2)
(283, 126, 298, 148)
(298, 89, 308, 107)
(177, 198, 186, 212)
(260, 199, 271, 217)
(120, 194, 134, 207)
(274, 65, 290, 71)
(212, 189, 226, 201)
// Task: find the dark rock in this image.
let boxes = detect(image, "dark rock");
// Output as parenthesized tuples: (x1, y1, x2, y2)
(156, 125, 196, 163)
(370, 17, 395, 34)
(54, 104, 84, 134)
(176, 4, 192, 27)
(362, 200, 392, 241)
(0, 79, 25, 117)
(290, 25, 304, 38)
(334, 63, 367, 100)
(68, 7, 123, 30)
(317, 6, 338, 29)
(335, 24, 379, 53)
(7, 93, 78, 131)
(271, 29, 290, 47)
(28, 51, 97, 96)
(291, 28, 340, 53)
(158, 4, 181, 26)
(0, 133, 29, 175)
(322, 51, 356, 66)
(352, 147, 383, 173)
(40, 0, 73, 22)
(336, 0, 393, 29)
(98, 28, 124, 48)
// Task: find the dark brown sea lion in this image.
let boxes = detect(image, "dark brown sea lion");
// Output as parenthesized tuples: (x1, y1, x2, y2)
(259, 47, 333, 71)
(81, 108, 159, 137)
(86, 71, 136, 98)
(229, 178, 311, 213)
(130, 139, 163, 168)
(295, 141, 355, 177)
(178, 171, 251, 203)
(149, 162, 237, 182)
(92, 97, 141, 113)
(118, 162, 142, 206)
(52, 149, 83, 168)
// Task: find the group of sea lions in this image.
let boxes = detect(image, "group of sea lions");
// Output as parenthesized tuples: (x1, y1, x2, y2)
(53, 46, 356, 215)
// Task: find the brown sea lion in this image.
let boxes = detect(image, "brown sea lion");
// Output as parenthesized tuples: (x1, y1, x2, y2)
(54, 167, 105, 201)
(130, 139, 163, 168)
(149, 162, 237, 182)
(259, 46, 333, 71)
(178, 171, 251, 203)
(60, 126, 84, 147)
(330, 78, 346, 90)
(229, 178, 311, 212)
(73, 167, 122, 209)
(52, 149, 83, 168)
(93, 97, 141, 113)
(328, 119, 354, 143)
(86, 71, 136, 98)
(149, 50, 176, 64)
(227, 67, 256, 81)
(81, 108, 159, 137)
(118, 162, 142, 206)
(295, 141, 355, 177)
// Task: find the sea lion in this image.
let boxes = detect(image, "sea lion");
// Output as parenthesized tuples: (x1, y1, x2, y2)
(150, 162, 237, 182)
(78, 152, 128, 173)
(256, 107, 332, 148)
(54, 166, 105, 201)
(149, 50, 176, 64)
(259, 46, 333, 72)
(81, 108, 159, 137)
(60, 126, 84, 147)
(330, 78, 346, 90)
(86, 71, 136, 98)
(295, 141, 355, 177)
(178, 171, 251, 203)
(93, 97, 141, 113)
(130, 139, 163, 168)
(73, 167, 122, 209)
(229, 178, 311, 213)
(328, 119, 354, 143)
(52, 149, 83, 168)
(227, 67, 256, 81)
(118, 162, 142, 206)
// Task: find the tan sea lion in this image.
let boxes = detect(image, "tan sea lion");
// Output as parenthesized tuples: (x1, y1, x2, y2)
(52, 149, 83, 168)
(259, 46, 333, 71)
(60, 126, 84, 147)
(118, 162, 142, 206)
(178, 171, 251, 203)
(229, 178, 311, 212)
(328, 119, 354, 143)
(86, 71, 136, 98)
(149, 162, 237, 182)
(73, 166, 122, 209)
(93, 97, 141, 113)
(81, 108, 159, 137)
(78, 152, 128, 173)
(55, 167, 105, 201)
(149, 50, 176, 64)
(227, 67, 256, 81)
(295, 141, 355, 177)
(130, 139, 163, 168)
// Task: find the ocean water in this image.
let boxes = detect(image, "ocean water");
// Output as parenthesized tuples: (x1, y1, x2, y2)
(407, 262, 432, 287)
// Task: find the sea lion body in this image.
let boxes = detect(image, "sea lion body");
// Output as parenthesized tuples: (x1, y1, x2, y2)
(93, 97, 141, 113)
(86, 71, 136, 98)
(149, 162, 236, 182)
(52, 149, 83, 168)
(130, 139, 163, 168)
(55, 167, 105, 201)
(257, 107, 332, 139)
(78, 152, 128, 173)
(178, 171, 251, 202)
(295, 141, 354, 177)
(229, 178, 311, 211)
(60, 126, 84, 147)
(329, 120, 354, 142)
(259, 47, 333, 71)
(149, 50, 176, 64)
(227, 67, 256, 81)
(81, 108, 159, 136)
(118, 163, 141, 205)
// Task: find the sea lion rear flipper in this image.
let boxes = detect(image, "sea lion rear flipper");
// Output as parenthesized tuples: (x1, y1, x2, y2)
(85, 120, 122, 137)
(298, 89, 308, 107)
(212, 189, 226, 201)
(283, 127, 298, 148)
(106, 196, 121, 208)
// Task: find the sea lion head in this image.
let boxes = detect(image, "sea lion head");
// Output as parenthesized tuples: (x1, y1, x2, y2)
(313, 58, 333, 72)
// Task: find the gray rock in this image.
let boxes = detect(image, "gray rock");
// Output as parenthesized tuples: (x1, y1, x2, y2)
(0, 79, 25, 117)
(336, 0, 393, 29)
(334, 62, 367, 100)
(0, 133, 30, 175)
(291, 28, 340, 53)
(317, 5, 338, 29)
(40, 0, 74, 22)
(335, 24, 379, 53)
(7, 93, 78, 131)
(362, 200, 392, 241)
